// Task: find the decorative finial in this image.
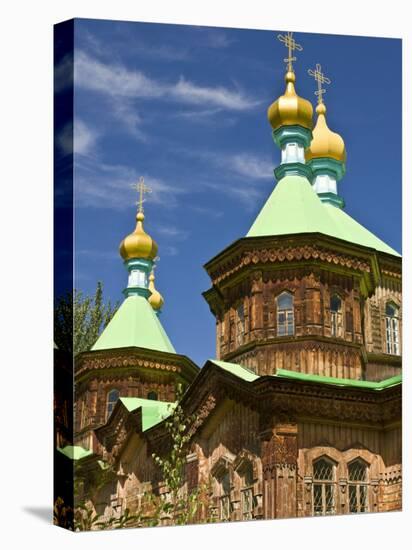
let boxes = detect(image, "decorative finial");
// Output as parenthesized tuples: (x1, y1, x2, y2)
(131, 176, 152, 215)
(148, 265, 164, 312)
(308, 63, 331, 105)
(277, 31, 303, 72)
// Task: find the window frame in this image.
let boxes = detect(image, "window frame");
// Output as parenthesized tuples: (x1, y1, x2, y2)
(385, 302, 400, 355)
(217, 470, 231, 522)
(276, 291, 294, 337)
(312, 457, 336, 516)
(239, 462, 254, 520)
(106, 388, 120, 421)
(330, 294, 344, 338)
(348, 459, 369, 514)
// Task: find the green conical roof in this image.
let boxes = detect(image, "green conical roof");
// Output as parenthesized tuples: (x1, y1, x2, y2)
(247, 175, 400, 257)
(92, 295, 176, 353)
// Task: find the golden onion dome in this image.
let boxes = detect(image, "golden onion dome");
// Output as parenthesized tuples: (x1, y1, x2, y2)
(119, 211, 158, 261)
(267, 71, 313, 131)
(148, 272, 164, 311)
(306, 102, 346, 162)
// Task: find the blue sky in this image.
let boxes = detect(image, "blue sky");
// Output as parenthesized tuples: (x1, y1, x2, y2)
(63, 19, 401, 366)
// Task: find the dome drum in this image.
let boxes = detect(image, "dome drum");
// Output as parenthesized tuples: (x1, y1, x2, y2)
(273, 124, 313, 150)
(307, 157, 346, 182)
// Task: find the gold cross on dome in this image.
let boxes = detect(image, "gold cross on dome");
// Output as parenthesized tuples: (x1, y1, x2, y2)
(277, 31, 303, 72)
(308, 63, 331, 104)
(131, 176, 152, 213)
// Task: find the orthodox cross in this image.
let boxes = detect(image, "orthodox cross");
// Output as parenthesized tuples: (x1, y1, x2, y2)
(308, 63, 331, 104)
(277, 31, 303, 72)
(131, 176, 152, 213)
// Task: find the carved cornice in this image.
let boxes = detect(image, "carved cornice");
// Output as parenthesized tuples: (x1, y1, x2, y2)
(222, 336, 363, 364)
(75, 347, 199, 384)
(209, 244, 373, 287)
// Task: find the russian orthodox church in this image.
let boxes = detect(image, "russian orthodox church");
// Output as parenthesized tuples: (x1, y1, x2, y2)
(57, 33, 402, 524)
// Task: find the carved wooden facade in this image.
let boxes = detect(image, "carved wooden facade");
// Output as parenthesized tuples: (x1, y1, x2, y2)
(81, 359, 401, 523)
(203, 234, 401, 382)
(74, 347, 198, 454)
(77, 231, 401, 524)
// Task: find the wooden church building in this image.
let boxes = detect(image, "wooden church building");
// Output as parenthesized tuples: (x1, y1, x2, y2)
(59, 33, 402, 525)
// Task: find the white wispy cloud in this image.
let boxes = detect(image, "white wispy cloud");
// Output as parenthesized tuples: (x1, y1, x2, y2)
(74, 51, 259, 111)
(196, 28, 236, 49)
(156, 225, 189, 239)
(172, 146, 273, 181)
(57, 119, 99, 156)
(75, 157, 185, 210)
(54, 53, 73, 93)
(224, 153, 273, 180)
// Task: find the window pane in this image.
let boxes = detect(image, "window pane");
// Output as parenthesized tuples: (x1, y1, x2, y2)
(314, 459, 334, 481)
(385, 303, 397, 317)
(277, 292, 293, 310)
(241, 488, 253, 519)
(330, 295, 342, 313)
(359, 485, 367, 513)
(348, 461, 366, 482)
(349, 485, 357, 513)
(313, 484, 323, 516)
(324, 484, 335, 514)
(220, 495, 230, 520)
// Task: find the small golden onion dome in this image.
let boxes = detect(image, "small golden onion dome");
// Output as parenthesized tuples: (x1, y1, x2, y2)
(267, 71, 313, 131)
(119, 212, 158, 261)
(306, 103, 346, 162)
(148, 272, 164, 311)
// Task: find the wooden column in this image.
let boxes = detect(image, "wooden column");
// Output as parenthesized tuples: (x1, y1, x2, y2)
(260, 419, 298, 519)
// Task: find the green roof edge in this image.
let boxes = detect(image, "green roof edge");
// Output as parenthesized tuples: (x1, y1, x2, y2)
(210, 359, 401, 390)
(119, 397, 176, 431)
(275, 369, 402, 390)
(57, 445, 94, 461)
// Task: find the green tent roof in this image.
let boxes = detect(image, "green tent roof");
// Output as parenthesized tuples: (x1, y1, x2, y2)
(91, 295, 176, 354)
(246, 175, 400, 257)
(209, 359, 401, 390)
(119, 397, 176, 431)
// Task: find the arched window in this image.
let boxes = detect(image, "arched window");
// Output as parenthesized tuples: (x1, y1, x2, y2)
(348, 460, 368, 513)
(217, 471, 231, 521)
(276, 292, 294, 336)
(240, 462, 254, 520)
(106, 389, 120, 420)
(313, 458, 336, 516)
(330, 294, 343, 338)
(236, 304, 245, 346)
(147, 391, 158, 401)
(385, 302, 400, 355)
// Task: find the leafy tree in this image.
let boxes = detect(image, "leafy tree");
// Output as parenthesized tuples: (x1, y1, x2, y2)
(148, 383, 204, 526)
(54, 281, 119, 355)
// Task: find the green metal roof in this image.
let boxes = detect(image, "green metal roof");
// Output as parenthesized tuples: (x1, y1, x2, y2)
(57, 445, 93, 461)
(210, 359, 401, 390)
(275, 369, 402, 390)
(246, 175, 400, 257)
(119, 397, 176, 431)
(211, 359, 259, 382)
(91, 295, 176, 354)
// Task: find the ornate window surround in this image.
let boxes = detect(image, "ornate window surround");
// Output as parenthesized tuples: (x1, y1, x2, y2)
(330, 293, 344, 338)
(302, 447, 380, 516)
(276, 291, 295, 337)
(233, 450, 262, 521)
(211, 454, 234, 522)
(384, 300, 401, 355)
